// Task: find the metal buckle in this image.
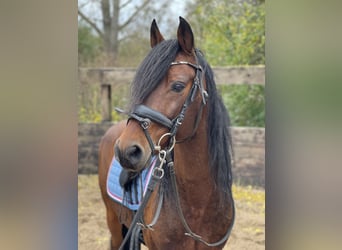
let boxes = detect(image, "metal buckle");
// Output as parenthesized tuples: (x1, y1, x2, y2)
(176, 115, 184, 126)
(141, 118, 151, 129)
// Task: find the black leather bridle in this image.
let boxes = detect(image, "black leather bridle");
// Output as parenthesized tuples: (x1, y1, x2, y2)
(128, 59, 208, 154)
(117, 56, 235, 249)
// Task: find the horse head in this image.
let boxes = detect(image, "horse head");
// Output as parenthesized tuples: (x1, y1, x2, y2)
(114, 17, 208, 173)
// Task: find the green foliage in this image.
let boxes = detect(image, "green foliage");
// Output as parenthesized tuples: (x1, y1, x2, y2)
(185, 0, 265, 127)
(78, 83, 101, 122)
(78, 82, 265, 127)
(190, 0, 265, 66)
(78, 82, 130, 123)
(219, 84, 265, 127)
(111, 83, 130, 121)
(78, 24, 102, 65)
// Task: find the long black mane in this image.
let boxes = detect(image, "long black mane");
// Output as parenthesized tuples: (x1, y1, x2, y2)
(130, 39, 233, 201)
(198, 52, 234, 200)
(129, 39, 179, 110)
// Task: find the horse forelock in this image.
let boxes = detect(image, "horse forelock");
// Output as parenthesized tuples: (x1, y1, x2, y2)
(129, 39, 179, 111)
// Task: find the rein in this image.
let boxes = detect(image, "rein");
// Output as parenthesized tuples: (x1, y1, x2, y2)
(117, 57, 234, 249)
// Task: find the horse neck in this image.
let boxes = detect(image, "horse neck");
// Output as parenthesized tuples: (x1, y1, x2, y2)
(171, 113, 221, 209)
(173, 109, 212, 186)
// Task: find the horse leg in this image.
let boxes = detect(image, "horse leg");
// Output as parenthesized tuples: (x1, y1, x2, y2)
(107, 220, 141, 250)
(117, 220, 142, 250)
(105, 205, 125, 250)
(106, 205, 140, 250)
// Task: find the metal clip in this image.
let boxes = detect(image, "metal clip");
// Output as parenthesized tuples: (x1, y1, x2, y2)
(158, 150, 167, 164)
(137, 222, 155, 231)
(152, 150, 166, 179)
(152, 167, 164, 179)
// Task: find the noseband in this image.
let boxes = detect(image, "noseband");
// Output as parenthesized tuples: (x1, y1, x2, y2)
(128, 57, 208, 153)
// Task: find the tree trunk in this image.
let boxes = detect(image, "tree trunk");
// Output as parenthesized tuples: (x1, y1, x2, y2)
(101, 0, 118, 65)
(79, 0, 158, 66)
(111, 0, 120, 65)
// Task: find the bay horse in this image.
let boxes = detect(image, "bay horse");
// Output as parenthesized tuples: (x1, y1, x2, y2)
(98, 17, 235, 250)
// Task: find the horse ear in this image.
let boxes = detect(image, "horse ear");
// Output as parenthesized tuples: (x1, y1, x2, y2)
(177, 16, 194, 55)
(150, 19, 165, 48)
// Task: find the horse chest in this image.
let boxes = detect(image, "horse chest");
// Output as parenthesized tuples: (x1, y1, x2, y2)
(143, 192, 223, 248)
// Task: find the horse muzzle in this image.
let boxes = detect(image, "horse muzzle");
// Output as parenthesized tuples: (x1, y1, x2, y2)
(114, 140, 146, 172)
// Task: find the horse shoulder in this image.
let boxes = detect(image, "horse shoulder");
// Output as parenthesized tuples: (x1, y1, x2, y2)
(98, 120, 127, 199)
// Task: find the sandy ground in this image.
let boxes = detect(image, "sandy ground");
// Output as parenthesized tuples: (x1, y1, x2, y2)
(78, 175, 264, 250)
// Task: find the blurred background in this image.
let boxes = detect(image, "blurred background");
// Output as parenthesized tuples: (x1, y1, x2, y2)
(77, 0, 265, 127)
(77, 1, 265, 249)
(1, 0, 341, 249)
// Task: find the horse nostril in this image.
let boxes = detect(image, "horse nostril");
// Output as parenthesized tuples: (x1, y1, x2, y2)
(125, 145, 143, 166)
(114, 143, 122, 162)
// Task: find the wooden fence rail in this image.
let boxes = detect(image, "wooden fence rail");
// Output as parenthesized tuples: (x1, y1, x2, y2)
(79, 66, 265, 122)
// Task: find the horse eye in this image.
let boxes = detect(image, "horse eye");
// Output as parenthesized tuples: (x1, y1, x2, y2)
(171, 82, 185, 93)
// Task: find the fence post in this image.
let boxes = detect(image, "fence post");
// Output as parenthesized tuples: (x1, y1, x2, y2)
(100, 70, 112, 122)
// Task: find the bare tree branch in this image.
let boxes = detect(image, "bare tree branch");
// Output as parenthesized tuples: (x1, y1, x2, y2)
(120, 0, 133, 9)
(119, 0, 151, 30)
(78, 9, 104, 38)
(78, 1, 90, 9)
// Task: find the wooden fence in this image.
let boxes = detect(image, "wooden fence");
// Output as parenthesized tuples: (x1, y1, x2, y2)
(78, 66, 265, 122)
(78, 66, 265, 186)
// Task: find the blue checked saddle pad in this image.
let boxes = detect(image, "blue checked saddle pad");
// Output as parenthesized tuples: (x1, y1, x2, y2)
(107, 156, 157, 210)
